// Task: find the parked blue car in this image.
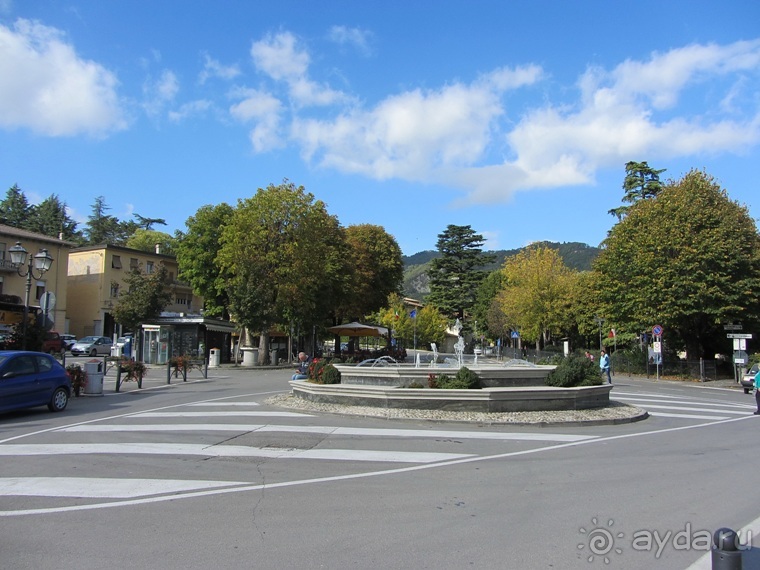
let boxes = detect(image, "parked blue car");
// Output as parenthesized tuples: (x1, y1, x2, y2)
(0, 351, 72, 413)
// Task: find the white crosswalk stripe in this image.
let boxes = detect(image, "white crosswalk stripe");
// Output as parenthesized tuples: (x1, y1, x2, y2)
(614, 393, 754, 421)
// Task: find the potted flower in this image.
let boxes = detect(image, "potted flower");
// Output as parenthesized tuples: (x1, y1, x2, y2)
(66, 364, 87, 396)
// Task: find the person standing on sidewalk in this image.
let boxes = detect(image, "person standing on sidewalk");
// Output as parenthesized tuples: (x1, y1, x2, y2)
(599, 349, 612, 384)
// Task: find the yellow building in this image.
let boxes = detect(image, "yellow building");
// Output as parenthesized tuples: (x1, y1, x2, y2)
(66, 244, 202, 339)
(0, 225, 75, 334)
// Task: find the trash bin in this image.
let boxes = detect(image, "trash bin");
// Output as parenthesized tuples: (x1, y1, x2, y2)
(209, 348, 221, 368)
(111, 345, 122, 358)
(83, 359, 104, 395)
(270, 349, 278, 366)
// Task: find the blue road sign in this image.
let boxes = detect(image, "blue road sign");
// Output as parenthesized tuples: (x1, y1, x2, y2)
(511, 331, 520, 338)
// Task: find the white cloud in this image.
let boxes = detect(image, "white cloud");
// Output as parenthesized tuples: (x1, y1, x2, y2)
(250, 30, 351, 107)
(251, 31, 309, 81)
(451, 40, 760, 204)
(238, 31, 760, 207)
(0, 18, 127, 136)
(328, 25, 373, 55)
(291, 65, 542, 179)
(168, 99, 212, 122)
(229, 88, 284, 152)
(198, 53, 240, 84)
(142, 69, 179, 116)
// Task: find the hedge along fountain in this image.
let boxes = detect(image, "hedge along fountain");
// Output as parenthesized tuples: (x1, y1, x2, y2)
(290, 321, 613, 413)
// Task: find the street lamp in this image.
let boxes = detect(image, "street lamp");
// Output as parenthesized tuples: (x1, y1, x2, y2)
(9, 242, 54, 350)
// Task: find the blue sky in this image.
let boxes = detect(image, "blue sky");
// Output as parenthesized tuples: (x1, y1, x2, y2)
(1, 1, 758, 256)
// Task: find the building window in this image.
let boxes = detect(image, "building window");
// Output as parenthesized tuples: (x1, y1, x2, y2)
(0, 242, 5, 260)
(168, 271, 174, 282)
(146, 261, 154, 274)
(0, 276, 4, 295)
(112, 255, 122, 269)
(130, 258, 139, 269)
(35, 281, 45, 301)
(110, 282, 120, 298)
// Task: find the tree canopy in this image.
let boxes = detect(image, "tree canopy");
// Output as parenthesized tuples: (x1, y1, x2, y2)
(340, 224, 404, 321)
(112, 263, 173, 331)
(426, 225, 495, 324)
(495, 245, 577, 348)
(608, 161, 666, 220)
(594, 169, 760, 359)
(217, 181, 346, 360)
(175, 203, 234, 318)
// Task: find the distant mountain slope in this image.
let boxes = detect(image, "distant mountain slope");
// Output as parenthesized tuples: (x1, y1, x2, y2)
(402, 241, 599, 299)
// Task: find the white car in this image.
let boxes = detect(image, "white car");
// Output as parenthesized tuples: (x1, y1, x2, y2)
(741, 363, 759, 394)
(70, 336, 113, 357)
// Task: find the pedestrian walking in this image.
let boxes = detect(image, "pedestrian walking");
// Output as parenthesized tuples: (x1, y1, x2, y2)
(754, 367, 760, 415)
(599, 349, 611, 384)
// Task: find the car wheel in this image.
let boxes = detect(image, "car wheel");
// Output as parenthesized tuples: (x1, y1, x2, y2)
(48, 387, 69, 412)
(89, 348, 97, 357)
(745, 388, 751, 394)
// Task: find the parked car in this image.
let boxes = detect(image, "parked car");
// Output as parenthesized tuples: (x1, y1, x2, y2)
(741, 363, 759, 394)
(0, 350, 71, 413)
(41, 331, 64, 354)
(60, 334, 77, 351)
(70, 336, 113, 357)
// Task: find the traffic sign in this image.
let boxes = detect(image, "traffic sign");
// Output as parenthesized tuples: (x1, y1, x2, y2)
(724, 324, 743, 331)
(727, 333, 752, 340)
(510, 331, 519, 338)
(652, 325, 663, 336)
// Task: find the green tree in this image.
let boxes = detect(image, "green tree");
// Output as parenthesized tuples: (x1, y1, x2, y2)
(0, 184, 32, 228)
(472, 269, 504, 338)
(84, 196, 135, 245)
(496, 245, 577, 349)
(26, 194, 82, 241)
(126, 229, 176, 256)
(608, 161, 666, 220)
(175, 203, 234, 318)
(340, 224, 404, 321)
(426, 225, 495, 325)
(594, 169, 760, 359)
(112, 263, 173, 331)
(133, 213, 167, 230)
(217, 181, 346, 363)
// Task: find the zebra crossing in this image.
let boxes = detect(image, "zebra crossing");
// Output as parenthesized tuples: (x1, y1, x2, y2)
(0, 398, 598, 514)
(613, 391, 756, 421)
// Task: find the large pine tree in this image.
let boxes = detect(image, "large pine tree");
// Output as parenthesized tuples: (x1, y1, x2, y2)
(426, 225, 495, 326)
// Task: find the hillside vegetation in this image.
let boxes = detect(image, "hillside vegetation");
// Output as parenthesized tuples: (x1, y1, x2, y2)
(402, 241, 599, 299)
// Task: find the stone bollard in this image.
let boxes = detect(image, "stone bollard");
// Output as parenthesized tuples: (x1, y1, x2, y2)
(712, 527, 742, 570)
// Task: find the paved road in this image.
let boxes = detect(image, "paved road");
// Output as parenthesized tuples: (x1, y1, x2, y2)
(1, 368, 759, 569)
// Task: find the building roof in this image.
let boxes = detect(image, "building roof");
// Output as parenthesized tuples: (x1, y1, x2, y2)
(0, 224, 79, 248)
(71, 243, 177, 260)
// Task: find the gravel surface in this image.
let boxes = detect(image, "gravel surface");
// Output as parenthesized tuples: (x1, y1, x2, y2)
(265, 393, 647, 426)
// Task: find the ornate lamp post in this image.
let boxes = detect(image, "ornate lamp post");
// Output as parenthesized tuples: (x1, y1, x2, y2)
(8, 242, 54, 350)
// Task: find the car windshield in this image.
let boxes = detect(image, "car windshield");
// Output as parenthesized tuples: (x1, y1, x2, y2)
(750, 364, 760, 374)
(78, 336, 98, 343)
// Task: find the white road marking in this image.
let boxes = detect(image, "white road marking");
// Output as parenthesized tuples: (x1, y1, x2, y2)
(615, 395, 753, 409)
(648, 412, 730, 420)
(0, 477, 249, 498)
(58, 424, 596, 442)
(2, 415, 754, 517)
(132, 411, 312, 417)
(619, 404, 750, 415)
(185, 402, 261, 407)
(0, 443, 472, 463)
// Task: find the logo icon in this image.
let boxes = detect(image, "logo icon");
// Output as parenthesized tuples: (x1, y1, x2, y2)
(578, 517, 624, 564)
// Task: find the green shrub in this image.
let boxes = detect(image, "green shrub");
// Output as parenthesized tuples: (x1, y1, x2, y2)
(320, 364, 341, 384)
(308, 359, 341, 384)
(546, 354, 602, 387)
(435, 366, 481, 389)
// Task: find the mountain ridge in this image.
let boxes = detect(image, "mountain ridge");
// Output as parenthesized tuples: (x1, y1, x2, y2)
(402, 241, 599, 299)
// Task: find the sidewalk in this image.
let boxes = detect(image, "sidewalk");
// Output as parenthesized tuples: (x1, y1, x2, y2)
(81, 361, 294, 394)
